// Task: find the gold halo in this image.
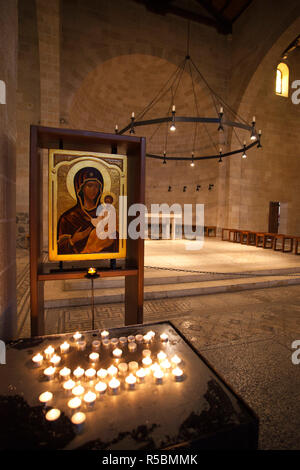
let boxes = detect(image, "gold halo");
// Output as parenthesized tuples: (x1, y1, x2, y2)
(101, 191, 117, 205)
(66, 159, 112, 200)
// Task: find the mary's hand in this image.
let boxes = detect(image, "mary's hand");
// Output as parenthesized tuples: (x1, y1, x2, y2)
(71, 225, 93, 245)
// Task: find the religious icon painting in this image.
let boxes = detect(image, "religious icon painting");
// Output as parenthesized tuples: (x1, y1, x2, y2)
(48, 149, 127, 261)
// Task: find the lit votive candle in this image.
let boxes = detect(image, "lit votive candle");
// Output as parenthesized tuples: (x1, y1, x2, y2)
(97, 368, 107, 380)
(135, 334, 143, 343)
(44, 366, 56, 380)
(68, 397, 81, 412)
(60, 341, 70, 354)
(85, 368, 96, 381)
(150, 362, 160, 374)
(44, 346, 54, 360)
(171, 354, 182, 366)
(127, 335, 135, 343)
(142, 356, 152, 367)
(147, 330, 156, 339)
(89, 352, 99, 363)
(102, 339, 110, 348)
(50, 354, 61, 366)
(118, 362, 128, 376)
(73, 331, 82, 341)
(112, 348, 122, 359)
(142, 349, 151, 357)
(92, 340, 101, 350)
(119, 336, 127, 346)
(83, 391, 96, 409)
(108, 377, 120, 394)
(125, 373, 136, 390)
(110, 338, 119, 348)
(63, 379, 75, 395)
(128, 342, 137, 353)
(160, 333, 168, 342)
(95, 381, 107, 395)
(39, 391, 53, 406)
(71, 411, 86, 433)
(128, 361, 139, 372)
(45, 408, 61, 422)
(107, 365, 118, 377)
(77, 340, 86, 351)
(154, 368, 164, 384)
(73, 366, 85, 380)
(59, 367, 71, 380)
(161, 359, 171, 371)
(32, 353, 43, 367)
(100, 330, 109, 340)
(172, 367, 184, 381)
(143, 333, 152, 343)
(157, 351, 167, 362)
(136, 368, 146, 383)
(72, 385, 85, 397)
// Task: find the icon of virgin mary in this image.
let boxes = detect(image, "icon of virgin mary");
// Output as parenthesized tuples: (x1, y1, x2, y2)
(57, 166, 117, 255)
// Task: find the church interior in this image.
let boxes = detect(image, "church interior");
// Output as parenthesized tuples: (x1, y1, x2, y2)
(0, 0, 300, 451)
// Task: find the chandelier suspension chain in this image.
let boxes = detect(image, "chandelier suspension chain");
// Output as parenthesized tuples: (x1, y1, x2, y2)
(188, 59, 219, 154)
(189, 57, 248, 126)
(117, 20, 261, 162)
(136, 58, 186, 121)
(148, 60, 188, 144)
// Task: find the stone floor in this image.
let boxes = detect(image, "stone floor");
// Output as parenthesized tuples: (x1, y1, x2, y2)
(16, 244, 300, 450)
(144, 238, 300, 272)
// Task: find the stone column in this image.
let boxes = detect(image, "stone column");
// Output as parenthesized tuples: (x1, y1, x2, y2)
(0, 0, 18, 341)
(36, 0, 61, 249)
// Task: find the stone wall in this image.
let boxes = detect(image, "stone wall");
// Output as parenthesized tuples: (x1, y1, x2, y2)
(17, 0, 41, 248)
(0, 0, 18, 340)
(15, 0, 300, 241)
(60, 0, 230, 228)
(226, 9, 300, 233)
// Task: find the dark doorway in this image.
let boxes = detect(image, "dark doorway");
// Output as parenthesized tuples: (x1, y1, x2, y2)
(269, 202, 280, 233)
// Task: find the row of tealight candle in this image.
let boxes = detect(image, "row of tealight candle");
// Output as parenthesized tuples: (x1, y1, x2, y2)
(33, 329, 184, 433)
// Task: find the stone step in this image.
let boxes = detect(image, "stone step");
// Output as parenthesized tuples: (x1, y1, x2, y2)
(44, 274, 300, 308)
(63, 266, 300, 291)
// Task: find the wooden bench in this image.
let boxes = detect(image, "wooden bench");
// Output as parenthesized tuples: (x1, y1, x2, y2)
(204, 225, 216, 237)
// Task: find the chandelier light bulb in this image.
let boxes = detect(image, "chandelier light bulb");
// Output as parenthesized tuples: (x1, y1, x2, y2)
(170, 124, 176, 132)
(250, 120, 256, 141)
(242, 142, 247, 159)
(190, 152, 195, 167)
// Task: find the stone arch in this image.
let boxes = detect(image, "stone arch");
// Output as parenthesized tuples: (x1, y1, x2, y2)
(225, 17, 300, 232)
(67, 52, 222, 225)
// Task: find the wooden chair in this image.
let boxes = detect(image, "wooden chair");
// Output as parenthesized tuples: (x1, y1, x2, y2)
(294, 237, 300, 255)
(255, 232, 265, 248)
(222, 228, 230, 241)
(263, 233, 275, 249)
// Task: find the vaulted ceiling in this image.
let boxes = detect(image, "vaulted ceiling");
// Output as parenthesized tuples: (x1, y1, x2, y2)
(132, 0, 253, 34)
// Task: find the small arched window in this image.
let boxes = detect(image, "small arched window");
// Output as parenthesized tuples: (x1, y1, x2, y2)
(275, 63, 289, 97)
